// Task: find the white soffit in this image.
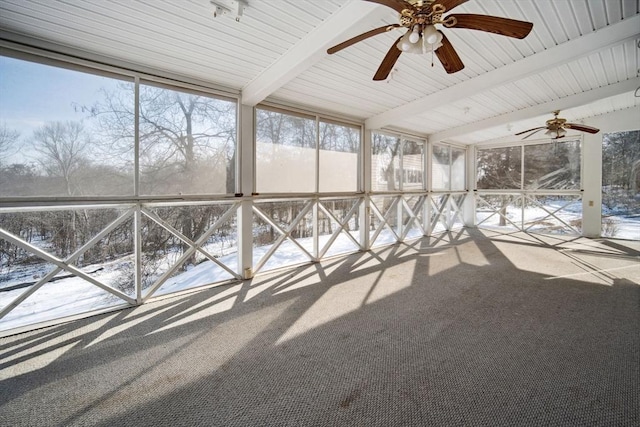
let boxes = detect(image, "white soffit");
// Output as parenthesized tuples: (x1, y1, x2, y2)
(241, 0, 390, 106)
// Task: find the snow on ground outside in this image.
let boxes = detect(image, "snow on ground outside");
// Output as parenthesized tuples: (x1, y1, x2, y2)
(0, 228, 374, 331)
(477, 201, 639, 239)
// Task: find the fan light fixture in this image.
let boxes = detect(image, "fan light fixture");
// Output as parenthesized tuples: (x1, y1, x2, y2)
(396, 24, 443, 54)
(516, 110, 600, 139)
(326, 0, 534, 80)
(545, 128, 566, 139)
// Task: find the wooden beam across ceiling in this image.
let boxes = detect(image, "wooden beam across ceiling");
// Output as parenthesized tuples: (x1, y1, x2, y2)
(240, 0, 391, 107)
(365, 14, 640, 130)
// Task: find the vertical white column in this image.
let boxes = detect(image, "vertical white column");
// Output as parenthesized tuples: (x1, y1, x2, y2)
(360, 127, 372, 250)
(462, 145, 475, 227)
(238, 103, 254, 278)
(581, 133, 603, 237)
(313, 118, 320, 260)
(133, 76, 142, 304)
(425, 139, 433, 235)
(397, 139, 404, 239)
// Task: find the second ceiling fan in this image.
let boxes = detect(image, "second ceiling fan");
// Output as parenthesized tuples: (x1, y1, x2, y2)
(515, 111, 600, 140)
(327, 0, 533, 80)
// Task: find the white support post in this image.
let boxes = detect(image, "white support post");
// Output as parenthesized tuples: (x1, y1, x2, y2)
(133, 76, 142, 304)
(238, 103, 254, 279)
(360, 128, 372, 250)
(582, 133, 603, 237)
(397, 198, 404, 241)
(312, 199, 319, 261)
(463, 145, 476, 228)
(134, 204, 142, 304)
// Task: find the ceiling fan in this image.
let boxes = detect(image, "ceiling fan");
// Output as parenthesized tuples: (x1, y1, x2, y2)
(326, 0, 533, 80)
(515, 111, 601, 139)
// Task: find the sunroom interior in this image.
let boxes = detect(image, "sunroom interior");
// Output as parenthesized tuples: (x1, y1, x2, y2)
(0, 0, 639, 425)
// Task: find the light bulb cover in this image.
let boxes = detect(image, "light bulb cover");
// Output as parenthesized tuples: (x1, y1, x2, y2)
(423, 25, 440, 45)
(409, 25, 420, 43)
(397, 32, 423, 54)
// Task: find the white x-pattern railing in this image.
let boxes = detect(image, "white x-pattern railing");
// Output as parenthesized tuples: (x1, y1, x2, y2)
(476, 192, 582, 234)
(0, 193, 470, 333)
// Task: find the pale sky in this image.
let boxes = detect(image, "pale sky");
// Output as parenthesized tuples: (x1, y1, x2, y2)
(0, 55, 128, 163)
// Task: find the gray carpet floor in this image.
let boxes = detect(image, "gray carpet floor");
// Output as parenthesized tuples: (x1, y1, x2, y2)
(1, 228, 639, 427)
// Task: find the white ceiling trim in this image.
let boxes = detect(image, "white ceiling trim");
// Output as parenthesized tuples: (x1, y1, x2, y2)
(429, 76, 640, 143)
(366, 14, 640, 130)
(240, 0, 388, 107)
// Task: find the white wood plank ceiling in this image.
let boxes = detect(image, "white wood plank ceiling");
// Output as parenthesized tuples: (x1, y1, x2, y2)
(0, 0, 638, 144)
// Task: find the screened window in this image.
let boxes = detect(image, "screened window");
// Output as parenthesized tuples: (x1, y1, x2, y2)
(372, 133, 424, 192)
(0, 56, 135, 197)
(372, 133, 400, 192)
(523, 140, 580, 190)
(402, 140, 424, 191)
(137, 83, 237, 195)
(255, 108, 317, 193)
(0, 56, 238, 198)
(477, 141, 581, 190)
(432, 145, 450, 190)
(476, 146, 521, 189)
(432, 145, 465, 191)
(451, 147, 466, 190)
(319, 121, 360, 192)
(602, 130, 640, 240)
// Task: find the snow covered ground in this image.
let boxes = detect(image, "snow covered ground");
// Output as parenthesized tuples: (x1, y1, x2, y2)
(477, 200, 639, 239)
(0, 228, 379, 331)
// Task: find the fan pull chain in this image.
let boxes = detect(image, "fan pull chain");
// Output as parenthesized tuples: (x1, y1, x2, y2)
(431, 49, 434, 67)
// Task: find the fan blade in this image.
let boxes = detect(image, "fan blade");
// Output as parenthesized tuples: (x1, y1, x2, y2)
(373, 37, 403, 81)
(435, 0, 469, 12)
(435, 32, 464, 74)
(515, 126, 545, 136)
(522, 128, 546, 139)
(363, 0, 415, 13)
(447, 14, 533, 39)
(327, 25, 401, 55)
(564, 123, 600, 134)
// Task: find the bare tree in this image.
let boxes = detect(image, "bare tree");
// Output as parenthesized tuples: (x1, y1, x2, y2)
(0, 123, 19, 165)
(90, 83, 236, 194)
(31, 121, 90, 196)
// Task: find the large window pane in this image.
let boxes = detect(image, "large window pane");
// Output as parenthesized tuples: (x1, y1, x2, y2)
(256, 109, 316, 193)
(451, 147, 466, 190)
(402, 140, 424, 191)
(602, 130, 640, 240)
(524, 140, 580, 190)
(0, 56, 134, 197)
(432, 145, 450, 190)
(137, 84, 236, 195)
(319, 122, 360, 192)
(371, 133, 400, 191)
(476, 146, 522, 189)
